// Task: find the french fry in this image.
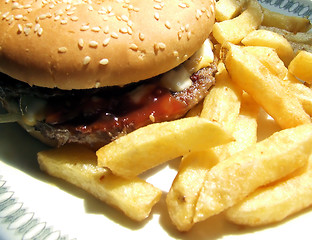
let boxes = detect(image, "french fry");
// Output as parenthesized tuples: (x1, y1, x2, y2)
(166, 84, 258, 232)
(282, 73, 312, 117)
(37, 144, 162, 221)
(288, 51, 312, 84)
(97, 117, 233, 179)
(212, 0, 263, 44)
(259, 26, 312, 53)
(225, 154, 312, 226)
(166, 64, 242, 231)
(261, 7, 312, 33)
(220, 93, 259, 160)
(224, 43, 311, 129)
(242, 46, 288, 80)
(215, 0, 247, 21)
(166, 150, 219, 231)
(194, 124, 312, 223)
(241, 29, 295, 66)
(201, 62, 242, 133)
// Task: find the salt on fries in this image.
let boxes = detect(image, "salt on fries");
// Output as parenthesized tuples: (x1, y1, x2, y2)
(38, 144, 162, 221)
(37, 0, 312, 233)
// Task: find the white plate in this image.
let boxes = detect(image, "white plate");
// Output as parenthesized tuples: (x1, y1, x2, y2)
(1, 1, 312, 239)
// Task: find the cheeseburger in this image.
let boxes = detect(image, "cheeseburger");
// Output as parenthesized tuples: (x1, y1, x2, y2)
(0, 0, 216, 149)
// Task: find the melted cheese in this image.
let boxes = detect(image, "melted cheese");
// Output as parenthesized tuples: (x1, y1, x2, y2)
(160, 39, 214, 92)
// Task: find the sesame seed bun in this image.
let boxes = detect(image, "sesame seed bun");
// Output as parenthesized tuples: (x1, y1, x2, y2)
(0, 0, 215, 90)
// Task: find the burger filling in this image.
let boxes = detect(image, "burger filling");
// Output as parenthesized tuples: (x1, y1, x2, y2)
(0, 40, 217, 149)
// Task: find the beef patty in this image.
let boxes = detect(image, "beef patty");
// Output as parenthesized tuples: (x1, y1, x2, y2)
(0, 62, 217, 149)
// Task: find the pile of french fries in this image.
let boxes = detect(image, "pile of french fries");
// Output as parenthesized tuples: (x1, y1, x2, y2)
(37, 0, 312, 233)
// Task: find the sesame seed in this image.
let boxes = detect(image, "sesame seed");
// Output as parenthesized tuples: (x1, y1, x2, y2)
(173, 50, 179, 57)
(55, 9, 63, 16)
(127, 27, 133, 35)
(37, 27, 43, 36)
(24, 4, 32, 9)
(24, 27, 31, 35)
(34, 23, 40, 32)
(17, 24, 23, 33)
(178, 3, 187, 8)
(119, 27, 128, 34)
(103, 26, 109, 34)
(103, 38, 110, 46)
(139, 33, 145, 41)
(2, 12, 9, 19)
(83, 56, 91, 65)
(133, 7, 140, 12)
(149, 114, 155, 122)
(111, 32, 118, 39)
(80, 25, 89, 31)
(178, 31, 182, 40)
(158, 42, 166, 50)
(95, 81, 101, 88)
(154, 12, 160, 20)
(196, 9, 202, 19)
(14, 14, 23, 20)
(91, 26, 101, 32)
(187, 31, 191, 40)
(58, 47, 67, 53)
(54, 15, 60, 21)
(107, 6, 112, 13)
(127, 20, 133, 27)
(154, 4, 162, 10)
(12, 2, 19, 9)
(185, 24, 190, 32)
(165, 21, 171, 29)
(89, 41, 98, 48)
(71, 16, 79, 21)
(39, 14, 47, 20)
(67, 11, 75, 16)
(78, 38, 84, 48)
(121, 15, 128, 21)
(129, 43, 138, 51)
(99, 58, 109, 65)
(60, 19, 68, 25)
(116, 15, 122, 21)
(88, 6, 93, 11)
(26, 23, 33, 28)
(154, 43, 159, 53)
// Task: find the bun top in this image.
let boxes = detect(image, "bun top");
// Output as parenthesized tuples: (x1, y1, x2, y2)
(0, 0, 215, 90)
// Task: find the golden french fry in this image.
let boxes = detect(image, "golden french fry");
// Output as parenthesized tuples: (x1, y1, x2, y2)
(261, 7, 312, 33)
(166, 150, 219, 231)
(225, 154, 312, 226)
(288, 51, 312, 84)
(215, 0, 247, 21)
(282, 73, 312, 117)
(201, 62, 242, 133)
(97, 117, 233, 179)
(212, 0, 263, 44)
(242, 46, 288, 80)
(166, 92, 258, 231)
(224, 43, 311, 129)
(37, 144, 162, 221)
(194, 124, 312, 223)
(241, 29, 295, 66)
(259, 26, 312, 53)
(241, 46, 312, 117)
(220, 93, 259, 159)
